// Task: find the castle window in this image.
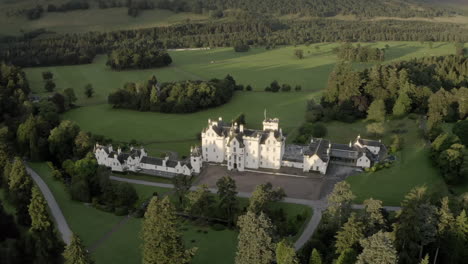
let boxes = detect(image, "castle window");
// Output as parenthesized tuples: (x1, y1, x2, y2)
(234, 147, 236, 152)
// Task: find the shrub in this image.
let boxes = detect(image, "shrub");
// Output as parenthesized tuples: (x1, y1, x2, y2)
(311, 123, 327, 138)
(211, 223, 226, 231)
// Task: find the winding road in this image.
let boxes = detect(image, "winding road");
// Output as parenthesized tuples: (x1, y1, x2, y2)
(110, 175, 401, 250)
(26, 166, 73, 245)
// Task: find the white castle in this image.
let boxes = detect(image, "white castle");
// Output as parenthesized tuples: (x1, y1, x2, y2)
(94, 117, 385, 177)
(201, 117, 385, 174)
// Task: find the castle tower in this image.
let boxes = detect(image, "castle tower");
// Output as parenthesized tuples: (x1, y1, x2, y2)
(190, 146, 203, 174)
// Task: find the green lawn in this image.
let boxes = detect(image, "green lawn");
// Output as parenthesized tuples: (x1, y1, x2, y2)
(24, 41, 458, 157)
(28, 161, 311, 264)
(332, 118, 450, 206)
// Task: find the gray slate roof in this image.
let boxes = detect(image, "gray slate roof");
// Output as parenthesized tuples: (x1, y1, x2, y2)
(304, 138, 330, 162)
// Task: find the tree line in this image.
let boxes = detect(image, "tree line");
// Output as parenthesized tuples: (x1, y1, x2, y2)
(108, 75, 237, 113)
(299, 182, 468, 264)
(334, 42, 385, 62)
(1, 18, 468, 68)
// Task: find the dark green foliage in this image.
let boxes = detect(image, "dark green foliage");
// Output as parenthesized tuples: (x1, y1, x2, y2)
(453, 120, 468, 146)
(294, 123, 327, 144)
(233, 113, 246, 125)
(234, 41, 250, 52)
(172, 174, 191, 209)
(216, 176, 238, 225)
(0, 64, 30, 123)
(84, 84, 94, 98)
(44, 80, 56, 92)
(106, 45, 172, 70)
(7, 158, 33, 226)
(41, 71, 53, 80)
(109, 75, 236, 113)
(294, 49, 304, 59)
(335, 43, 385, 62)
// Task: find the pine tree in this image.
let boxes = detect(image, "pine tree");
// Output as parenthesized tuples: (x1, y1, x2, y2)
(420, 254, 429, 264)
(248, 182, 285, 214)
(276, 240, 298, 264)
(309, 248, 322, 264)
(235, 211, 275, 264)
(8, 157, 33, 226)
(366, 99, 386, 122)
(63, 234, 93, 264)
(28, 185, 51, 232)
(336, 248, 357, 264)
(356, 231, 398, 264)
(216, 176, 238, 225)
(325, 181, 355, 227)
(362, 198, 385, 235)
(141, 196, 196, 264)
(392, 92, 412, 117)
(185, 184, 214, 218)
(335, 213, 365, 253)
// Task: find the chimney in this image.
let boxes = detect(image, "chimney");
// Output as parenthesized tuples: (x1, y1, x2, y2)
(357, 134, 361, 139)
(240, 124, 244, 132)
(219, 117, 223, 122)
(208, 118, 211, 125)
(349, 141, 352, 148)
(117, 147, 121, 154)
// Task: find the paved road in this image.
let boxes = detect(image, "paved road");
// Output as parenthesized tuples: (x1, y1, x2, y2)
(26, 166, 72, 245)
(110, 175, 401, 250)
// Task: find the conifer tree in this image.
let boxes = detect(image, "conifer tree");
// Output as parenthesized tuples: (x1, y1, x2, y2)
(8, 157, 33, 226)
(392, 92, 412, 117)
(362, 198, 385, 235)
(420, 254, 429, 264)
(185, 184, 213, 218)
(335, 213, 365, 253)
(63, 234, 93, 264)
(325, 181, 355, 227)
(29, 185, 51, 232)
(356, 231, 398, 264)
(366, 99, 386, 122)
(309, 248, 322, 264)
(248, 182, 285, 214)
(216, 176, 238, 225)
(141, 196, 196, 264)
(276, 240, 298, 264)
(336, 248, 357, 264)
(235, 211, 275, 264)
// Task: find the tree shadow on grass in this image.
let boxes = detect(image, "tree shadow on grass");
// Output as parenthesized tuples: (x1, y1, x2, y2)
(385, 46, 422, 61)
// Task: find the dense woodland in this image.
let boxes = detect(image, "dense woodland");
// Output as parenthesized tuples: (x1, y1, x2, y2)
(108, 75, 237, 113)
(13, 0, 460, 19)
(1, 18, 467, 68)
(299, 182, 468, 264)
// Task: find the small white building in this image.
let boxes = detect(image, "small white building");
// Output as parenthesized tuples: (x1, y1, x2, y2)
(94, 144, 203, 177)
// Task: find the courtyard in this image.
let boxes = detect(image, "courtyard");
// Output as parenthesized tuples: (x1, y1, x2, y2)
(194, 164, 359, 200)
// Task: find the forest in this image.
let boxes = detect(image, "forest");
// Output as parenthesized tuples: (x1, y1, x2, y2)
(334, 43, 386, 62)
(1, 18, 467, 68)
(108, 75, 237, 113)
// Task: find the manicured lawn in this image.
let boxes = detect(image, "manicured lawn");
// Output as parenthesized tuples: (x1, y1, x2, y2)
(24, 41, 457, 157)
(28, 161, 312, 264)
(332, 118, 450, 206)
(62, 91, 319, 156)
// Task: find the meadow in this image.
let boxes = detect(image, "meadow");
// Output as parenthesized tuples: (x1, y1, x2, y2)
(25, 41, 459, 156)
(27, 162, 311, 264)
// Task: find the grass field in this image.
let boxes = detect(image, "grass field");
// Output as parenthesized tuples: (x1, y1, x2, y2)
(28, 161, 311, 264)
(324, 118, 450, 206)
(25, 42, 460, 156)
(0, 6, 208, 36)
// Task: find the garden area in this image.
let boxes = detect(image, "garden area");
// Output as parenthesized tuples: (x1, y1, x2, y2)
(27, 162, 312, 264)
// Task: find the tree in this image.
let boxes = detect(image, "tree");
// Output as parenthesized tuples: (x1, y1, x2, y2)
(74, 131, 93, 158)
(362, 198, 385, 235)
(8, 157, 33, 226)
(366, 122, 385, 137)
(276, 240, 298, 264)
(28, 186, 51, 232)
(336, 248, 357, 264)
(63, 88, 77, 108)
(45, 80, 56, 92)
(172, 174, 191, 209)
(63, 234, 94, 264)
(233, 113, 246, 125)
(392, 92, 412, 117)
(248, 182, 285, 214)
(366, 99, 386, 122)
(270, 80, 281, 92)
(395, 186, 437, 263)
(453, 119, 468, 146)
(141, 196, 196, 264)
(294, 49, 304, 59)
(390, 135, 403, 153)
(309, 248, 322, 264)
(438, 143, 465, 184)
(325, 181, 355, 227)
(48, 120, 80, 162)
(185, 184, 213, 218)
(335, 213, 365, 253)
(42, 71, 53, 80)
(235, 211, 275, 264)
(84, 84, 94, 98)
(356, 231, 398, 264)
(216, 176, 238, 225)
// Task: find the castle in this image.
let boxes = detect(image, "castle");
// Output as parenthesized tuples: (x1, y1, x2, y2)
(201, 117, 385, 174)
(94, 117, 385, 177)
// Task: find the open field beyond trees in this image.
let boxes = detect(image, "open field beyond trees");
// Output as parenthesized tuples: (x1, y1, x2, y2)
(25, 42, 461, 156)
(27, 162, 311, 264)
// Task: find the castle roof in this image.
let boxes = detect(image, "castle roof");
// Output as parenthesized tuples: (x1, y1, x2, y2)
(304, 138, 330, 162)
